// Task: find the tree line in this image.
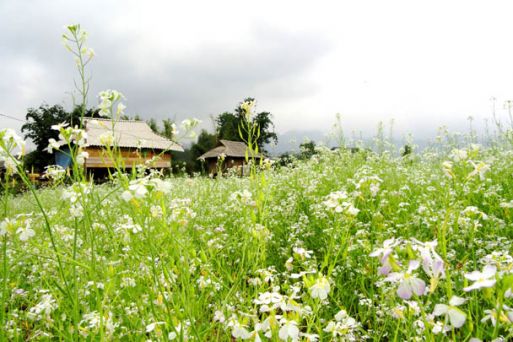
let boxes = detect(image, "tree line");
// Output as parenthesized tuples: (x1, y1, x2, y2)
(21, 98, 277, 174)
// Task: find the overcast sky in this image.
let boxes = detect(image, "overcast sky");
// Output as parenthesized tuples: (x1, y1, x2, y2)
(2, 0, 513, 142)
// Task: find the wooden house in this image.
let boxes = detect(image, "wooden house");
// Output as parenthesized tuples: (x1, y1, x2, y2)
(198, 140, 263, 176)
(57, 118, 183, 173)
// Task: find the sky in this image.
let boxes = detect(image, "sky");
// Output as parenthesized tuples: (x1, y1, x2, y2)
(2, 0, 513, 146)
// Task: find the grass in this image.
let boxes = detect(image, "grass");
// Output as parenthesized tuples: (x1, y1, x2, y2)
(1, 134, 513, 341)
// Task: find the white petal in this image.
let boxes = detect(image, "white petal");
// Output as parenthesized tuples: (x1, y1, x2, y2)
(464, 270, 481, 281)
(410, 278, 426, 296)
(397, 282, 412, 299)
(482, 265, 497, 278)
(433, 304, 449, 316)
(448, 308, 467, 328)
(449, 296, 466, 306)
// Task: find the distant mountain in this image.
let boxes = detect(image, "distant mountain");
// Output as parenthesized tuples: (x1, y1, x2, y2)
(265, 130, 334, 156)
(265, 130, 436, 156)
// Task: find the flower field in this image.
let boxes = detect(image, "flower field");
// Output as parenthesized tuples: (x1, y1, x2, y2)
(1, 132, 513, 341)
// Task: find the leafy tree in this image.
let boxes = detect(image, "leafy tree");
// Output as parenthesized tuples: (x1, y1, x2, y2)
(216, 97, 278, 152)
(216, 112, 240, 142)
(147, 118, 159, 133)
(190, 130, 218, 170)
(22, 104, 70, 154)
(299, 140, 317, 159)
(146, 118, 176, 141)
(161, 119, 176, 140)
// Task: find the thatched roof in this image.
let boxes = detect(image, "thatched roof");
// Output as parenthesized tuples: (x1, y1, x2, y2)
(198, 140, 263, 160)
(84, 118, 183, 152)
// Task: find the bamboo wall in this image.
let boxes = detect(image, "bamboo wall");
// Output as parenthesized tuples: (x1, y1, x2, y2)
(84, 147, 171, 169)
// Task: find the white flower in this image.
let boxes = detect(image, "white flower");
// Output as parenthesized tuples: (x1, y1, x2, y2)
(278, 319, 299, 341)
(309, 276, 330, 300)
(28, 293, 57, 320)
(45, 138, 63, 153)
(116, 103, 126, 116)
(213, 310, 225, 323)
(468, 161, 490, 181)
(121, 191, 133, 202)
(464, 265, 496, 291)
(16, 224, 35, 241)
(76, 151, 89, 165)
(231, 321, 251, 339)
(432, 296, 467, 328)
(146, 321, 165, 333)
(481, 305, 513, 326)
(450, 149, 468, 162)
(51, 122, 69, 131)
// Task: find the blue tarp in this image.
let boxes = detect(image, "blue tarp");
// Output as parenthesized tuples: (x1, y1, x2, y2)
(55, 148, 72, 168)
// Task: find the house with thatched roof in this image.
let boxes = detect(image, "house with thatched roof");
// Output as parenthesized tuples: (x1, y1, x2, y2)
(56, 118, 183, 173)
(198, 139, 263, 175)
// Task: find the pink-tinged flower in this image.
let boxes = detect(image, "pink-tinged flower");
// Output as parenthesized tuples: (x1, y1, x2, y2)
(420, 252, 445, 293)
(370, 238, 401, 275)
(433, 296, 467, 328)
(386, 260, 426, 300)
(463, 265, 496, 292)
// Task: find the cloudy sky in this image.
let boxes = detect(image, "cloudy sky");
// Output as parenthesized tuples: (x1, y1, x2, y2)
(2, 0, 513, 144)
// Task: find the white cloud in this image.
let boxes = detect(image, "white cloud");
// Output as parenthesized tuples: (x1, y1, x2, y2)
(1, 0, 513, 141)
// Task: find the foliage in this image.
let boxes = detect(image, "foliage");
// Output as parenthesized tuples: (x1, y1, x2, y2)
(147, 118, 176, 141)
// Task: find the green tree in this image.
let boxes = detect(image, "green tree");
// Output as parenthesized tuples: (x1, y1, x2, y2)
(161, 119, 176, 140)
(190, 129, 218, 170)
(21, 104, 70, 155)
(299, 140, 317, 159)
(147, 118, 158, 133)
(146, 118, 176, 141)
(216, 98, 278, 152)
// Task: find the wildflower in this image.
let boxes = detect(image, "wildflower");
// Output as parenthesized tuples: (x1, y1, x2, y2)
(481, 305, 513, 326)
(463, 265, 496, 291)
(45, 138, 63, 153)
(386, 260, 426, 300)
(230, 320, 251, 339)
(28, 293, 57, 321)
(0, 218, 16, 236)
(16, 220, 35, 241)
(98, 89, 125, 117)
(128, 179, 148, 198)
(0, 128, 26, 158)
(51, 122, 69, 131)
(323, 310, 360, 340)
(278, 319, 299, 341)
(468, 161, 490, 181)
(116, 103, 126, 116)
(309, 276, 330, 300)
(432, 296, 467, 328)
(121, 191, 133, 202)
(213, 310, 225, 323)
(442, 161, 454, 178)
(450, 149, 468, 162)
(240, 99, 255, 121)
(370, 238, 401, 275)
(76, 151, 89, 165)
(44, 165, 66, 181)
(168, 323, 186, 340)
